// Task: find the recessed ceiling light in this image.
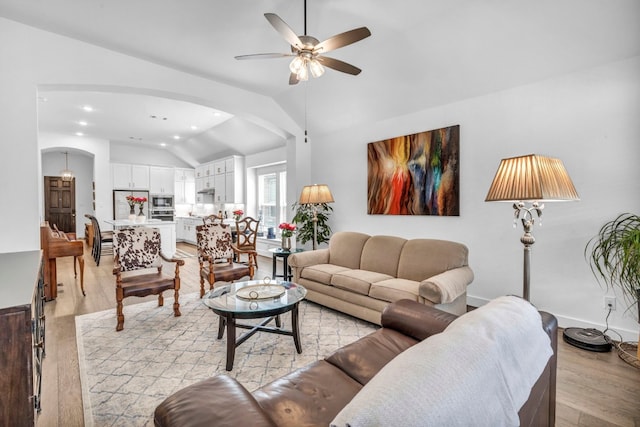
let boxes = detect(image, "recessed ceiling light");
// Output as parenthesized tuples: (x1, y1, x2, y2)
(78, 121, 88, 126)
(160, 143, 167, 147)
(173, 135, 180, 140)
(191, 125, 198, 130)
(75, 132, 84, 137)
(213, 112, 221, 117)
(82, 105, 93, 112)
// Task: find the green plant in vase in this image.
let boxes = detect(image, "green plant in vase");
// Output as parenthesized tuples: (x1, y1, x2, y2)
(585, 213, 640, 361)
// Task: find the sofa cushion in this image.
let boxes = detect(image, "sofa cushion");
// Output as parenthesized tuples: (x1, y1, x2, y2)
(369, 278, 420, 303)
(328, 231, 371, 269)
(359, 235, 406, 276)
(330, 296, 553, 427)
(254, 360, 362, 427)
(325, 328, 416, 386)
(397, 239, 468, 281)
(300, 264, 351, 284)
(331, 270, 394, 296)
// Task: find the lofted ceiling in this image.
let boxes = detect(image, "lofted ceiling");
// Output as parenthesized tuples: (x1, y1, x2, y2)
(2, 0, 639, 165)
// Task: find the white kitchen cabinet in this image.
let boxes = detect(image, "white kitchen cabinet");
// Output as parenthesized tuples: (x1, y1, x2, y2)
(213, 160, 225, 175)
(176, 217, 199, 244)
(112, 163, 149, 190)
(216, 156, 244, 203)
(214, 173, 226, 203)
(149, 166, 175, 194)
(224, 157, 235, 173)
(195, 165, 207, 179)
(176, 218, 185, 241)
(175, 168, 195, 204)
(184, 218, 199, 244)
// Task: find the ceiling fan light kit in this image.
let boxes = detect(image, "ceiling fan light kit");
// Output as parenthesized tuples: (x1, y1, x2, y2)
(235, 0, 370, 85)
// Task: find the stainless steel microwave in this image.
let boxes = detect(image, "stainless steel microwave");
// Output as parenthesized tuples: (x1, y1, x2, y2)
(151, 195, 174, 209)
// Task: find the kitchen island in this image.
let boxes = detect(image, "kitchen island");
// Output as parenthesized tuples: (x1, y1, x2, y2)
(105, 219, 176, 258)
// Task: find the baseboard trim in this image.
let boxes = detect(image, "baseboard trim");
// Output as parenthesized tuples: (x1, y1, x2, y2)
(467, 295, 638, 342)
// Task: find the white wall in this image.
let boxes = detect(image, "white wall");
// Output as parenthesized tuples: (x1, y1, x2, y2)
(311, 56, 640, 340)
(0, 17, 301, 253)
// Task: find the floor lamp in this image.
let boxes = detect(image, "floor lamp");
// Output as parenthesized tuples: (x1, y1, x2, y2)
(485, 154, 579, 302)
(298, 184, 334, 250)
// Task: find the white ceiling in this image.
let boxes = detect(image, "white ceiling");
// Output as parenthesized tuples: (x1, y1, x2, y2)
(2, 0, 639, 164)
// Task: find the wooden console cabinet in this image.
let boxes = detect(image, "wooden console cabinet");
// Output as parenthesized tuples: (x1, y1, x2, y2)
(0, 250, 45, 426)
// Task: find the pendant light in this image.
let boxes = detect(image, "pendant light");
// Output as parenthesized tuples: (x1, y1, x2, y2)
(61, 151, 74, 181)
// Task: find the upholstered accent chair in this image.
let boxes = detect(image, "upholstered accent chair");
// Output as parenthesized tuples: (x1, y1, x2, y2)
(112, 227, 185, 331)
(235, 216, 260, 269)
(202, 214, 224, 225)
(196, 223, 255, 298)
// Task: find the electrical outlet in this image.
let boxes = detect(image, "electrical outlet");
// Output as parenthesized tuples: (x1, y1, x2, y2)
(604, 296, 616, 311)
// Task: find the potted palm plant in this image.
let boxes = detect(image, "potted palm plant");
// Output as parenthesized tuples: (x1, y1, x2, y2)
(585, 213, 640, 362)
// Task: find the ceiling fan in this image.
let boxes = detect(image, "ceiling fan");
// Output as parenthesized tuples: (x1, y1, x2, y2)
(235, 0, 371, 85)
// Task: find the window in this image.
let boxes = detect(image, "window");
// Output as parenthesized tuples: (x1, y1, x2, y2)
(257, 164, 286, 235)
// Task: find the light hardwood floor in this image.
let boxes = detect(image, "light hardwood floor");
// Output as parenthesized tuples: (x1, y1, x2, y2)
(36, 242, 640, 427)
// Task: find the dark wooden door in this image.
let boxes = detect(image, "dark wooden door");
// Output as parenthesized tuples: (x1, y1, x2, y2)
(44, 176, 76, 233)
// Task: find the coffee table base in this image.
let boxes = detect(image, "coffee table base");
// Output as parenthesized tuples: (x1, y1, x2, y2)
(217, 302, 302, 371)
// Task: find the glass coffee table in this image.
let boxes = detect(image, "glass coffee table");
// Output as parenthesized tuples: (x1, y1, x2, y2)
(202, 279, 307, 371)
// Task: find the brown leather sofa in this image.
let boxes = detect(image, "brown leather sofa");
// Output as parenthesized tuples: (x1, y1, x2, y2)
(154, 299, 557, 427)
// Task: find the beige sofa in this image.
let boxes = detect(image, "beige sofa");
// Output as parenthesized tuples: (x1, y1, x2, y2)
(288, 231, 474, 323)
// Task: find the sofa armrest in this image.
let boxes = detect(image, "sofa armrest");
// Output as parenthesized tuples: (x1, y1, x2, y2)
(419, 265, 474, 304)
(288, 249, 330, 281)
(381, 299, 458, 341)
(154, 375, 276, 427)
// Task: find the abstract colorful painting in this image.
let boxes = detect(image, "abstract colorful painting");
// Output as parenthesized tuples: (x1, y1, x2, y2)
(367, 125, 459, 216)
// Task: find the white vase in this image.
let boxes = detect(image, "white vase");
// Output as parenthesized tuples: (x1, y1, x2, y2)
(136, 215, 146, 223)
(128, 214, 137, 222)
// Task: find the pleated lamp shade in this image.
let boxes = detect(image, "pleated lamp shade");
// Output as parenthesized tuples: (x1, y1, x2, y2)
(299, 184, 335, 205)
(485, 154, 579, 202)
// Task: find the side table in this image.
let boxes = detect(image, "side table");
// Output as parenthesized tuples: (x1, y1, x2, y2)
(269, 247, 304, 281)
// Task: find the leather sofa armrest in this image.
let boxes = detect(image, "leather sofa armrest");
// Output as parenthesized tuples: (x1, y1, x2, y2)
(381, 299, 458, 341)
(419, 266, 474, 304)
(154, 375, 277, 427)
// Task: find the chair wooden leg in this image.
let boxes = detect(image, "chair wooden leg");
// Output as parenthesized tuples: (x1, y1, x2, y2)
(173, 289, 181, 317)
(77, 256, 85, 296)
(199, 275, 205, 298)
(116, 286, 124, 331)
(158, 293, 164, 307)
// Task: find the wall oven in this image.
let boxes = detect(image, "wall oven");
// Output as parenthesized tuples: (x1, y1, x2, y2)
(151, 195, 174, 209)
(150, 208, 175, 222)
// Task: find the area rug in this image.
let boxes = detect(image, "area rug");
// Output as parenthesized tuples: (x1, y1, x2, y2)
(75, 293, 378, 426)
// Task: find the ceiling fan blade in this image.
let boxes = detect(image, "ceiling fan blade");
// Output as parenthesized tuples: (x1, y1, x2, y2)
(235, 53, 294, 60)
(289, 73, 300, 85)
(316, 56, 362, 75)
(314, 27, 371, 54)
(264, 13, 303, 49)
